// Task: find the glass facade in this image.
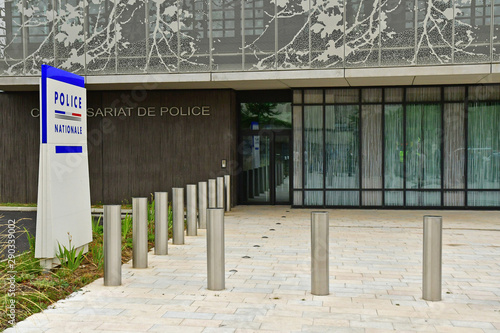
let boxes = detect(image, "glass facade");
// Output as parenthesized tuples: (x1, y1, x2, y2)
(0, 0, 499, 75)
(293, 85, 500, 208)
(239, 102, 292, 204)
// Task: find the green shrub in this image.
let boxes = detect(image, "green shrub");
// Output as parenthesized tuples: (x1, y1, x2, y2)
(90, 242, 104, 270)
(121, 214, 132, 240)
(92, 216, 103, 235)
(56, 234, 84, 272)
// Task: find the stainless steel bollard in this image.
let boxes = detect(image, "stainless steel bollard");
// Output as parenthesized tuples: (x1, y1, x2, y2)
(104, 205, 121, 286)
(217, 176, 224, 209)
(154, 192, 168, 255)
(207, 208, 225, 290)
(208, 179, 217, 208)
(132, 197, 148, 268)
(187, 184, 197, 236)
(172, 187, 184, 245)
(423, 215, 442, 301)
(311, 211, 329, 296)
(224, 175, 231, 212)
(198, 181, 208, 229)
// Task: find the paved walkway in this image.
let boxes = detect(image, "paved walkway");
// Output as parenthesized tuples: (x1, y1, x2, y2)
(6, 207, 500, 332)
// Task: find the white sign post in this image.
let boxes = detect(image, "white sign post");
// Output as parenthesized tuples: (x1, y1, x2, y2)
(35, 65, 92, 269)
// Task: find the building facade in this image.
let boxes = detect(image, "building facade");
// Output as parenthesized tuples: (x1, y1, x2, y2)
(0, 0, 499, 208)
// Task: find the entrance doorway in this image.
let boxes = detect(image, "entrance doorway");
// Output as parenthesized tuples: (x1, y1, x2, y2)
(240, 130, 291, 204)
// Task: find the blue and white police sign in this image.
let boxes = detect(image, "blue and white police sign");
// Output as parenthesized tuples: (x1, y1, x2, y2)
(36, 65, 92, 267)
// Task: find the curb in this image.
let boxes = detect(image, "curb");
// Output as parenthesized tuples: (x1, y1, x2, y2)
(0, 207, 133, 215)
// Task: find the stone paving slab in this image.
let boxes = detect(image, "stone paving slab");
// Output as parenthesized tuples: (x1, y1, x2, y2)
(5, 206, 500, 332)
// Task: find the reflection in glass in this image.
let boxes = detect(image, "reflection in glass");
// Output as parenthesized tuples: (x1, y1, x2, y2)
(293, 191, 303, 206)
(362, 105, 382, 188)
(325, 105, 359, 189)
(468, 192, 500, 206)
(305, 191, 323, 206)
(444, 192, 464, 206)
(406, 104, 441, 189)
(293, 106, 302, 189)
(444, 104, 465, 191)
(385, 191, 403, 206)
(406, 104, 441, 206)
(384, 105, 404, 189)
(326, 191, 359, 206)
(275, 135, 290, 203)
(292, 87, 500, 208)
(362, 105, 382, 205)
(241, 134, 270, 203)
(406, 191, 440, 207)
(240, 103, 292, 129)
(362, 191, 382, 206)
(468, 103, 500, 198)
(304, 106, 323, 193)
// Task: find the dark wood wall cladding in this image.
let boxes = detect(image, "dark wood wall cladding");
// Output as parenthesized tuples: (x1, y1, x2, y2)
(86, 92, 104, 203)
(0, 89, 238, 205)
(0, 92, 39, 203)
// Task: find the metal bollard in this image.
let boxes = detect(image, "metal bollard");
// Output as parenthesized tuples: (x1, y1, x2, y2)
(172, 187, 184, 245)
(198, 181, 208, 229)
(207, 208, 225, 290)
(208, 179, 217, 208)
(311, 211, 329, 296)
(104, 205, 121, 286)
(187, 184, 197, 236)
(132, 197, 148, 268)
(217, 176, 224, 209)
(154, 192, 168, 255)
(423, 215, 442, 301)
(224, 175, 231, 212)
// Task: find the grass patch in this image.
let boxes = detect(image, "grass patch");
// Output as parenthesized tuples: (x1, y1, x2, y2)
(0, 203, 37, 207)
(0, 203, 134, 209)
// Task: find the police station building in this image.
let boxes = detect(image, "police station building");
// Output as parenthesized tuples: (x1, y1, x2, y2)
(1, 0, 500, 209)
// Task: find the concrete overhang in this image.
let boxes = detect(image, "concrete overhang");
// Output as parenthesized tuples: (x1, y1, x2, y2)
(345, 64, 492, 86)
(0, 64, 498, 91)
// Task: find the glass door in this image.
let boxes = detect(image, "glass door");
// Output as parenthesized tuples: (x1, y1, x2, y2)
(241, 133, 271, 203)
(274, 134, 290, 204)
(240, 131, 291, 204)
